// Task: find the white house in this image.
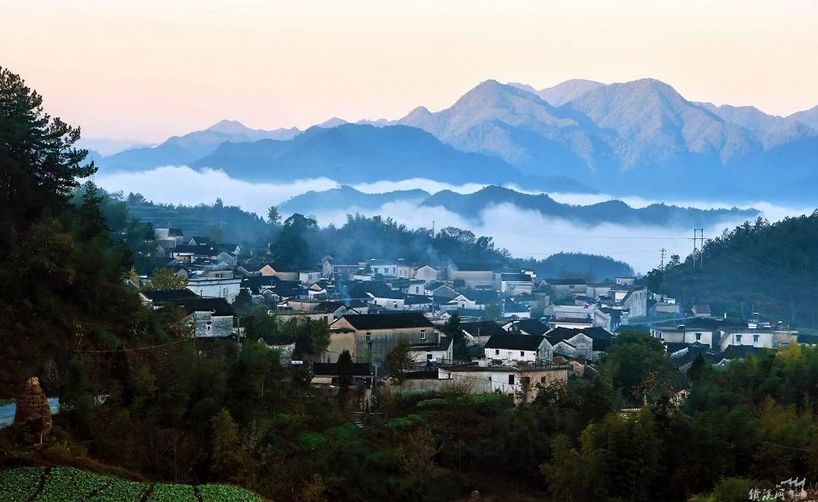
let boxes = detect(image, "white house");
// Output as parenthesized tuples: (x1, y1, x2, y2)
(259, 263, 299, 281)
(369, 259, 398, 277)
(718, 330, 776, 351)
(299, 271, 322, 284)
(621, 287, 648, 319)
(187, 276, 242, 303)
(414, 265, 440, 283)
(439, 365, 569, 401)
(483, 333, 550, 364)
(409, 335, 454, 364)
(447, 264, 495, 288)
(498, 273, 534, 295)
(544, 326, 614, 362)
(651, 325, 717, 347)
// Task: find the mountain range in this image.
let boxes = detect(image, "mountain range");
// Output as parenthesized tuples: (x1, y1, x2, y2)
(279, 185, 757, 227)
(190, 123, 591, 191)
(95, 78, 818, 202)
(103, 120, 299, 170)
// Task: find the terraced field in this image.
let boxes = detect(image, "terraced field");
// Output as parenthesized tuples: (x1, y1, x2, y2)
(0, 466, 263, 501)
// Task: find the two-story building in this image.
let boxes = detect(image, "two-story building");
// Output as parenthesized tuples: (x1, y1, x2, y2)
(326, 313, 440, 366)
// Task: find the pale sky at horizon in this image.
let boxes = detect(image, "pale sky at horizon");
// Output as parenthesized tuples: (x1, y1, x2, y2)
(3, 0, 818, 142)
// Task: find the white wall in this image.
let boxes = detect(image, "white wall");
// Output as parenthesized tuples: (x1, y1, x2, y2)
(484, 346, 541, 363)
(683, 330, 714, 346)
(720, 330, 775, 351)
(187, 278, 242, 303)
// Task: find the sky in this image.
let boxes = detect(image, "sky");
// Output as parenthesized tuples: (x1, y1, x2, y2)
(3, 0, 818, 142)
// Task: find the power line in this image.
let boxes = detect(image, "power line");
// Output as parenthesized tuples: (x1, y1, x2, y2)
(70, 338, 193, 354)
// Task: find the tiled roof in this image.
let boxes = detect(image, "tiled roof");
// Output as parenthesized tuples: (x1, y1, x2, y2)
(485, 333, 546, 351)
(338, 313, 434, 330)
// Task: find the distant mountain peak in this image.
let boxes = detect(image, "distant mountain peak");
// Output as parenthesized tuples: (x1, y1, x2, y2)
(403, 105, 433, 119)
(539, 79, 605, 106)
(318, 117, 348, 128)
(458, 79, 534, 101)
(206, 119, 253, 134)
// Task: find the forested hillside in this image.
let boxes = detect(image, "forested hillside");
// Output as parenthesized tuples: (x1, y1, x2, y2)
(6, 65, 818, 501)
(121, 193, 269, 245)
(650, 213, 818, 327)
(518, 252, 634, 282)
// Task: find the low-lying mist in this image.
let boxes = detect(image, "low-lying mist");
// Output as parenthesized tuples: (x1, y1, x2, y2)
(95, 166, 815, 273)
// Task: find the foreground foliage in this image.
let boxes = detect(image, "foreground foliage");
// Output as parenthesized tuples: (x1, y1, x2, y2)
(0, 466, 263, 502)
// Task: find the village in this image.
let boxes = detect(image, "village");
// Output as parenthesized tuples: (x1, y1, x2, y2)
(137, 225, 808, 406)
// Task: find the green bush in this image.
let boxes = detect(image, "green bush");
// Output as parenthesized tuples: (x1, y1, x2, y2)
(415, 398, 448, 409)
(0, 466, 46, 502)
(198, 483, 264, 501)
(713, 477, 752, 502)
(298, 431, 328, 449)
(0, 467, 264, 502)
(384, 414, 425, 429)
(148, 483, 196, 501)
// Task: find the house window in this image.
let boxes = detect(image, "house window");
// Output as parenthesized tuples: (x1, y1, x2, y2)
(427, 353, 433, 361)
(508, 375, 515, 385)
(495, 349, 500, 356)
(206, 322, 212, 333)
(540, 376, 546, 384)
(753, 335, 759, 344)
(420, 330, 426, 341)
(736, 335, 742, 343)
(365, 332, 371, 342)
(695, 332, 702, 341)
(520, 351, 525, 357)
(521, 376, 531, 386)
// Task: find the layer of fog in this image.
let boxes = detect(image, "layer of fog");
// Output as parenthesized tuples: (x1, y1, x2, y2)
(95, 166, 815, 273)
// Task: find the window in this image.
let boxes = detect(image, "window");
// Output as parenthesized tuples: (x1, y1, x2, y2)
(206, 321, 212, 333)
(753, 335, 759, 344)
(521, 376, 531, 386)
(427, 353, 433, 361)
(495, 349, 500, 356)
(736, 335, 743, 343)
(508, 374, 515, 385)
(420, 330, 426, 341)
(520, 351, 525, 357)
(695, 332, 702, 341)
(365, 332, 371, 342)
(540, 376, 546, 384)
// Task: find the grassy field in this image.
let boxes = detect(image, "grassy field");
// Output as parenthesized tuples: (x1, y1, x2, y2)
(0, 466, 264, 501)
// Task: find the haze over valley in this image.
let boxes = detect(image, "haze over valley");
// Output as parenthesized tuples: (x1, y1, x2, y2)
(89, 77, 818, 272)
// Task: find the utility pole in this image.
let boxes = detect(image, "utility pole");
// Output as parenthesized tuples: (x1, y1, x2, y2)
(660, 248, 666, 270)
(692, 228, 698, 259)
(691, 229, 705, 268)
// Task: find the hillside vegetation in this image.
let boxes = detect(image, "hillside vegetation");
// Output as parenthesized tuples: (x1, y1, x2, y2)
(651, 212, 818, 327)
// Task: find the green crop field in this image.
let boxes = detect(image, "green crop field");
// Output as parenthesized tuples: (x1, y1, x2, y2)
(0, 466, 264, 501)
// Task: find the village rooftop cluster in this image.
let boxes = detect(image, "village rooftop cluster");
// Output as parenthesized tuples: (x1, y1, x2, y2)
(137, 226, 809, 404)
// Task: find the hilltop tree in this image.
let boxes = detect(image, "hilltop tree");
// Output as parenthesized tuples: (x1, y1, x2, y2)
(272, 213, 318, 269)
(0, 68, 146, 393)
(0, 66, 95, 252)
(267, 205, 281, 226)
